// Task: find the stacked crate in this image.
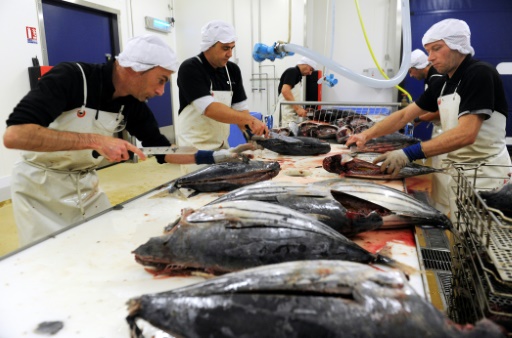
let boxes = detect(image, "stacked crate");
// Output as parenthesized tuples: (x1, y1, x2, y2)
(449, 164, 512, 334)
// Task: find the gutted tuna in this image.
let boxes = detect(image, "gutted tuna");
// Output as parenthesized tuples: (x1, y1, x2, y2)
(126, 260, 505, 338)
(208, 180, 384, 237)
(344, 132, 421, 153)
(313, 178, 452, 229)
(256, 136, 331, 155)
(168, 160, 280, 193)
(209, 179, 452, 231)
(323, 154, 442, 180)
(132, 200, 413, 276)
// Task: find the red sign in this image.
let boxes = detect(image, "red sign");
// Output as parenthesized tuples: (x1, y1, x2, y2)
(26, 26, 37, 44)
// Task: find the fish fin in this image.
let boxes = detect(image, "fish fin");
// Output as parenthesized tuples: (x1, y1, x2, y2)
(375, 254, 418, 278)
(187, 190, 201, 198)
(167, 184, 188, 200)
(126, 316, 144, 338)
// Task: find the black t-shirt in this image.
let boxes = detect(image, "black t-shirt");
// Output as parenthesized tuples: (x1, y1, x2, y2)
(177, 53, 247, 114)
(416, 55, 508, 120)
(277, 66, 302, 95)
(425, 66, 443, 89)
(6, 61, 170, 163)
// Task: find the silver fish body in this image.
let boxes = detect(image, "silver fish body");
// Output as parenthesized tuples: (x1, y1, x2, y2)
(313, 178, 453, 229)
(256, 136, 331, 155)
(168, 160, 280, 193)
(208, 180, 384, 236)
(126, 260, 504, 338)
(132, 200, 400, 275)
(345, 132, 421, 153)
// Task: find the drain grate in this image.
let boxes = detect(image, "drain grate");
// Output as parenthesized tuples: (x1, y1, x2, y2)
(437, 271, 453, 307)
(422, 228, 451, 249)
(421, 248, 452, 271)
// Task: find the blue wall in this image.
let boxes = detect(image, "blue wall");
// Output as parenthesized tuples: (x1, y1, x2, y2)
(406, 0, 512, 141)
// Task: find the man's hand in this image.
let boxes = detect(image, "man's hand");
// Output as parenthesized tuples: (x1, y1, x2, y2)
(95, 136, 146, 162)
(345, 133, 368, 149)
(373, 149, 410, 177)
(247, 117, 268, 137)
(296, 107, 308, 117)
(213, 143, 257, 163)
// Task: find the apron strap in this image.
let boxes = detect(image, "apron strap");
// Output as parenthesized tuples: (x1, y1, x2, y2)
(75, 63, 87, 113)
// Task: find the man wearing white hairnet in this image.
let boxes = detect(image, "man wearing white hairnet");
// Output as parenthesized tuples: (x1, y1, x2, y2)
(408, 49, 443, 127)
(347, 19, 511, 217)
(177, 20, 268, 174)
(4, 34, 251, 245)
(409, 49, 442, 84)
(273, 57, 317, 124)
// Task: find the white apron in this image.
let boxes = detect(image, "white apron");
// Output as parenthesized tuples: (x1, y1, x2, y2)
(273, 81, 303, 126)
(431, 82, 511, 219)
(11, 63, 124, 245)
(177, 60, 233, 174)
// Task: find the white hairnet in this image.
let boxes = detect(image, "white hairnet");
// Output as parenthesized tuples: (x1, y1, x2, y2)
(200, 20, 238, 52)
(410, 49, 429, 69)
(297, 57, 317, 70)
(116, 34, 178, 72)
(422, 18, 474, 56)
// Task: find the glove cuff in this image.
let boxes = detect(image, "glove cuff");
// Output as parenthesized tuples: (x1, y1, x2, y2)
(195, 150, 215, 164)
(402, 143, 426, 161)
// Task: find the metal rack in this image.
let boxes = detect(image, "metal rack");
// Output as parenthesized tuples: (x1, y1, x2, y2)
(273, 101, 401, 128)
(449, 163, 512, 333)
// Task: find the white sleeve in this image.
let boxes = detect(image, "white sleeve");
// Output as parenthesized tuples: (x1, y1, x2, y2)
(192, 96, 215, 115)
(232, 100, 249, 112)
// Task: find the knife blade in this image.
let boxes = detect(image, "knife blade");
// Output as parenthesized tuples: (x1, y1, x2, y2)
(139, 146, 198, 155)
(91, 146, 198, 159)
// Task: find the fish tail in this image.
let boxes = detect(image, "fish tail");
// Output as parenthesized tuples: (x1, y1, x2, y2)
(375, 254, 418, 278)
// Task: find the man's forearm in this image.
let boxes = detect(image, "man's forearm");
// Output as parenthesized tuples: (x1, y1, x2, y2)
(203, 102, 253, 125)
(3, 124, 100, 151)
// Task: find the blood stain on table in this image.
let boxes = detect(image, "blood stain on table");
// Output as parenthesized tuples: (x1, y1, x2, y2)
(354, 229, 415, 254)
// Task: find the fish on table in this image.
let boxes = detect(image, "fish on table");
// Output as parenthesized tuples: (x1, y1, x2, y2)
(340, 132, 421, 153)
(295, 120, 338, 139)
(132, 200, 414, 276)
(312, 178, 452, 229)
(209, 179, 452, 231)
(126, 260, 506, 338)
(323, 154, 443, 180)
(255, 135, 331, 156)
(167, 160, 280, 194)
(207, 180, 384, 237)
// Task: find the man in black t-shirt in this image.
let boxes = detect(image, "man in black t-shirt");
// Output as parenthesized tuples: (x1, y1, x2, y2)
(409, 49, 443, 128)
(176, 20, 267, 173)
(347, 19, 511, 216)
(3, 34, 251, 245)
(273, 57, 317, 125)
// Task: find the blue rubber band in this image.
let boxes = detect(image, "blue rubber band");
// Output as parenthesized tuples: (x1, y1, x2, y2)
(195, 150, 215, 164)
(402, 143, 426, 161)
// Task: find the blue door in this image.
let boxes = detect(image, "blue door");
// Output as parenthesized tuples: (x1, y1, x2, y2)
(406, 0, 512, 141)
(42, 0, 173, 127)
(42, 0, 116, 65)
